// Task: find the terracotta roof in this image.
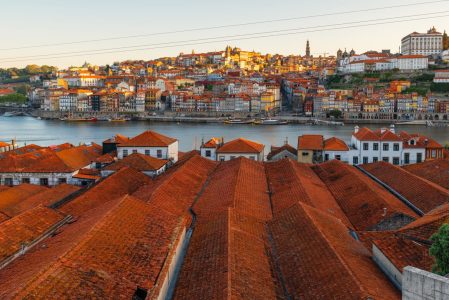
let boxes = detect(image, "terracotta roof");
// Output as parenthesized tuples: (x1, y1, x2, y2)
(216, 138, 264, 154)
(0, 184, 48, 214)
(362, 162, 449, 213)
(0, 206, 65, 262)
(55, 144, 102, 170)
(13, 196, 186, 299)
(297, 135, 323, 150)
(372, 235, 433, 272)
(266, 159, 352, 227)
(269, 203, 399, 299)
(313, 160, 418, 230)
(398, 204, 449, 241)
(174, 209, 281, 299)
(353, 127, 380, 141)
(267, 144, 296, 159)
(0, 195, 124, 299)
(202, 137, 221, 148)
(94, 151, 116, 164)
(0, 184, 80, 218)
(118, 130, 177, 147)
(404, 159, 449, 190)
(102, 134, 129, 144)
(323, 137, 349, 151)
(193, 158, 272, 222)
(104, 153, 168, 172)
(59, 167, 151, 217)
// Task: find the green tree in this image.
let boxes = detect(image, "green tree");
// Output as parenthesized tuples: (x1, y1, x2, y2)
(328, 109, 342, 119)
(430, 223, 449, 275)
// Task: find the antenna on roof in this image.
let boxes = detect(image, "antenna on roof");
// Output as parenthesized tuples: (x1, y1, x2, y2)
(285, 137, 288, 145)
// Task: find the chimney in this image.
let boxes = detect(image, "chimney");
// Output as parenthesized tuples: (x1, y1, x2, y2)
(390, 124, 395, 134)
(354, 125, 359, 133)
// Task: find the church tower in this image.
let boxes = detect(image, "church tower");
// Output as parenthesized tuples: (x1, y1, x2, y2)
(306, 40, 311, 57)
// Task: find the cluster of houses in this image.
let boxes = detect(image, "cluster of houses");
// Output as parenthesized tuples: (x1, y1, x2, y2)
(0, 125, 445, 187)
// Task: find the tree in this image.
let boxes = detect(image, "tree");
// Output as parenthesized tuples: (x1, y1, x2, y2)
(328, 109, 342, 119)
(430, 223, 449, 275)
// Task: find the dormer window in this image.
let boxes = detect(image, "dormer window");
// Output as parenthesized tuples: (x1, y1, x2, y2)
(410, 140, 415, 145)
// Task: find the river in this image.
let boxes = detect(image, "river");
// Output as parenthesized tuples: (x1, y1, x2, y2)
(1, 116, 448, 151)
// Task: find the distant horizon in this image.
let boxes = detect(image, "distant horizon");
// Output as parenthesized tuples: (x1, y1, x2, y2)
(0, 0, 448, 68)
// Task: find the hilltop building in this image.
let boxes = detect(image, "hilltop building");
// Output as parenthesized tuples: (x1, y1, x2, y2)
(401, 27, 444, 56)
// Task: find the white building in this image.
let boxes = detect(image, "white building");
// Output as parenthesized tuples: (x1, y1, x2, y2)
(200, 137, 222, 161)
(348, 126, 425, 166)
(116, 130, 179, 162)
(401, 27, 443, 56)
(214, 138, 264, 161)
(434, 70, 449, 83)
(101, 153, 169, 178)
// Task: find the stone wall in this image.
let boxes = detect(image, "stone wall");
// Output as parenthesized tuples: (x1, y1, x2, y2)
(402, 266, 449, 300)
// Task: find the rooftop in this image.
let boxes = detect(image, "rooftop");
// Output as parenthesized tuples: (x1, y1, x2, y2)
(216, 138, 264, 154)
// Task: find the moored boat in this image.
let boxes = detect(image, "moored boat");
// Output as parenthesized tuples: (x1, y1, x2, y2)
(253, 119, 288, 125)
(224, 118, 254, 124)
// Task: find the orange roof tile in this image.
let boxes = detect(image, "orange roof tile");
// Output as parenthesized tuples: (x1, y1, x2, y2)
(216, 138, 264, 154)
(0, 206, 65, 263)
(193, 158, 272, 222)
(404, 159, 449, 190)
(266, 159, 352, 227)
(324, 137, 349, 151)
(297, 135, 323, 150)
(59, 167, 151, 217)
(362, 162, 449, 213)
(118, 130, 177, 147)
(313, 160, 418, 230)
(269, 203, 399, 299)
(0, 184, 80, 218)
(104, 153, 168, 172)
(174, 209, 281, 299)
(0, 184, 48, 214)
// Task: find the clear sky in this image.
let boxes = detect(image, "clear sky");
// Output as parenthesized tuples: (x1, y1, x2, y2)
(0, 0, 448, 68)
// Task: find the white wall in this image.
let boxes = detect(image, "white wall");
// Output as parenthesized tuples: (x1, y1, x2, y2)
(402, 266, 449, 300)
(117, 144, 178, 162)
(200, 147, 217, 161)
(216, 152, 263, 161)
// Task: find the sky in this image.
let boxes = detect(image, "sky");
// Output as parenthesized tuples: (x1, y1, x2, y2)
(0, 0, 448, 68)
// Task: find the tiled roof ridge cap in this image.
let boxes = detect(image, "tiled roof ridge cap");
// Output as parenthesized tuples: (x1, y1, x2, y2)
(301, 204, 368, 296)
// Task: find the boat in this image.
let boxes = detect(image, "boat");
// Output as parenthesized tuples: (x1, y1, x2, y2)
(253, 119, 288, 125)
(65, 117, 98, 122)
(109, 117, 130, 122)
(224, 118, 254, 124)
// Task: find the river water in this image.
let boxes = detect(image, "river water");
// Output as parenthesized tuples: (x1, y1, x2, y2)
(1, 116, 448, 151)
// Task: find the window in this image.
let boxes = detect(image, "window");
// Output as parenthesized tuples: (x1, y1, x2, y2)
(302, 152, 309, 156)
(205, 150, 211, 158)
(363, 143, 369, 150)
(353, 157, 359, 165)
(145, 150, 150, 156)
(40, 178, 49, 186)
(219, 156, 225, 161)
(417, 153, 423, 163)
(157, 150, 162, 158)
(382, 157, 389, 162)
(373, 157, 378, 162)
(22, 178, 30, 184)
(335, 155, 341, 161)
(123, 149, 128, 157)
(4, 178, 13, 186)
(383, 143, 389, 151)
(393, 143, 400, 151)
(132, 149, 138, 154)
(432, 150, 436, 158)
(325, 154, 329, 161)
(404, 153, 410, 164)
(373, 143, 379, 151)
(58, 178, 67, 184)
(363, 157, 368, 164)
(393, 157, 400, 165)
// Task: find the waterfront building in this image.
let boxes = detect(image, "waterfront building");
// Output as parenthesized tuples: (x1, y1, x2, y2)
(401, 27, 444, 56)
(434, 70, 449, 83)
(116, 130, 179, 162)
(101, 153, 169, 178)
(266, 144, 297, 161)
(200, 137, 222, 161)
(0, 139, 17, 153)
(297, 135, 349, 164)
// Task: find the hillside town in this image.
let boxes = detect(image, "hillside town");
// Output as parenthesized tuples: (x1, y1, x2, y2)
(0, 27, 448, 123)
(0, 128, 449, 298)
